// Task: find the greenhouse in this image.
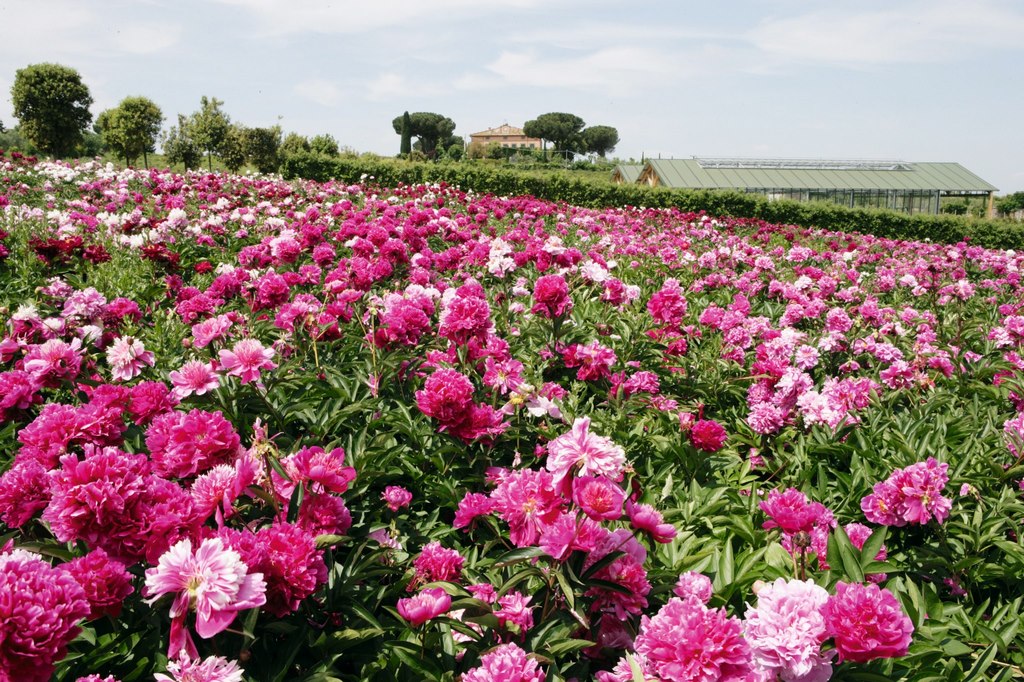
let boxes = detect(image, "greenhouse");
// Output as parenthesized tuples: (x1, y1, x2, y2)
(626, 158, 998, 215)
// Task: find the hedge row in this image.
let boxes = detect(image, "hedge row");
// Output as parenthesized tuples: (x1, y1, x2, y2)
(281, 154, 1024, 250)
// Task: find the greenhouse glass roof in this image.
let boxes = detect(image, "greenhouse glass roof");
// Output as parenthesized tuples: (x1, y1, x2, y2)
(641, 158, 997, 193)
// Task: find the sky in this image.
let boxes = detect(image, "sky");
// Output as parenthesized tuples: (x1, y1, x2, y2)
(2, 0, 1022, 192)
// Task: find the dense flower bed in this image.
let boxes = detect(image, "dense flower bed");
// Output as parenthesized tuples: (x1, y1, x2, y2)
(1, 154, 1024, 681)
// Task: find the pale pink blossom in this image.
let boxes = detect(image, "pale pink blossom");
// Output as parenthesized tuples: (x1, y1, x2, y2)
(144, 537, 266, 657)
(218, 338, 276, 384)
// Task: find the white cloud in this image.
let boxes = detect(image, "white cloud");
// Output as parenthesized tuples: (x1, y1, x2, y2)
(365, 72, 440, 101)
(213, 0, 555, 36)
(747, 0, 1024, 66)
(112, 22, 183, 55)
(293, 79, 345, 107)
(462, 46, 681, 96)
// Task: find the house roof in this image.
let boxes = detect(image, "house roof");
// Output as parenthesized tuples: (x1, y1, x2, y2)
(611, 164, 643, 183)
(641, 158, 997, 193)
(470, 124, 530, 137)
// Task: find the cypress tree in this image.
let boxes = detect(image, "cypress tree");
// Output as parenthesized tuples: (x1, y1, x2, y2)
(400, 111, 412, 156)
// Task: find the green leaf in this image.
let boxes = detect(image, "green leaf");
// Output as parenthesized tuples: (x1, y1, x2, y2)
(859, 526, 887, 568)
(830, 525, 864, 583)
(963, 643, 999, 681)
(543, 638, 596, 656)
(495, 546, 547, 567)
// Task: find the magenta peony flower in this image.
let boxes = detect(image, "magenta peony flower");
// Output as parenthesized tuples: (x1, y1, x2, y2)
(861, 458, 951, 527)
(531, 274, 572, 319)
(0, 369, 42, 416)
(154, 653, 245, 682)
(571, 475, 625, 521)
(23, 338, 84, 387)
(415, 368, 475, 424)
(462, 642, 546, 682)
(647, 277, 688, 326)
(491, 468, 565, 547)
(64, 548, 135, 620)
(220, 522, 327, 617)
(382, 485, 413, 512)
(453, 492, 495, 531)
(144, 537, 266, 657)
(279, 445, 356, 495)
(690, 419, 728, 452)
(412, 541, 465, 587)
(0, 549, 90, 682)
(397, 587, 452, 627)
(438, 286, 493, 345)
(745, 578, 832, 682)
(0, 458, 51, 528)
(823, 582, 914, 663)
(495, 591, 535, 633)
(626, 500, 678, 543)
(546, 417, 626, 490)
(146, 409, 242, 479)
(218, 338, 277, 384)
(631, 596, 753, 681)
(128, 380, 179, 425)
(760, 487, 828, 536)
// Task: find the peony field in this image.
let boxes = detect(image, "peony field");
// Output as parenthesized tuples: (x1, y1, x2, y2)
(3, 153, 1024, 681)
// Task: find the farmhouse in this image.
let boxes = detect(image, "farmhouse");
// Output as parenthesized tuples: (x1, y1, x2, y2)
(622, 157, 997, 216)
(469, 124, 542, 150)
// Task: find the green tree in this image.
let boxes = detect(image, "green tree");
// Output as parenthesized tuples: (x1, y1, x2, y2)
(162, 114, 201, 170)
(187, 96, 231, 171)
(279, 132, 311, 158)
(399, 111, 412, 156)
(95, 96, 163, 167)
(220, 124, 247, 172)
(309, 133, 340, 156)
(996, 192, 1024, 217)
(582, 125, 619, 158)
(11, 63, 93, 158)
(242, 126, 282, 173)
(391, 112, 456, 157)
(524, 112, 585, 161)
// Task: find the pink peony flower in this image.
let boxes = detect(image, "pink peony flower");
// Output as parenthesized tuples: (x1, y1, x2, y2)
(64, 548, 135, 620)
(571, 475, 625, 521)
(106, 335, 156, 382)
(861, 458, 951, 527)
(546, 417, 626, 490)
(745, 578, 832, 682)
(218, 338, 277, 384)
(382, 485, 413, 512)
(23, 338, 84, 387)
(397, 587, 452, 627)
(219, 522, 327, 617)
(630, 596, 753, 681)
(146, 409, 242, 479)
(169, 360, 221, 399)
(690, 419, 728, 452)
(0, 458, 51, 528)
(462, 642, 546, 682)
(760, 487, 827, 536)
(673, 571, 713, 604)
(415, 368, 474, 424)
(453, 492, 495, 531)
(191, 314, 233, 348)
(491, 468, 565, 547)
(823, 582, 914, 663)
(627, 500, 678, 543)
(495, 591, 535, 633)
(531, 274, 572, 319)
(154, 653, 245, 682)
(0, 549, 90, 682)
(647, 278, 688, 327)
(144, 537, 266, 657)
(278, 445, 356, 496)
(412, 541, 465, 588)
